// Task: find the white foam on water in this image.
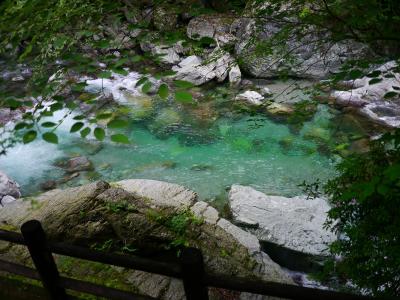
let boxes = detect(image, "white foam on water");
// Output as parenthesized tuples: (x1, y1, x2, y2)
(0, 109, 77, 190)
(85, 71, 144, 103)
(0, 139, 61, 188)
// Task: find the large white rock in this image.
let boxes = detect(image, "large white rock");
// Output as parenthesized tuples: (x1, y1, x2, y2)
(332, 61, 400, 127)
(190, 201, 219, 225)
(140, 40, 183, 65)
(236, 91, 265, 105)
(228, 185, 336, 256)
(0, 171, 21, 204)
(116, 179, 197, 208)
(177, 55, 202, 68)
(229, 64, 242, 86)
(173, 49, 236, 86)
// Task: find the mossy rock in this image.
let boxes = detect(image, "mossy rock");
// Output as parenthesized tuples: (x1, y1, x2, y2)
(0, 180, 293, 299)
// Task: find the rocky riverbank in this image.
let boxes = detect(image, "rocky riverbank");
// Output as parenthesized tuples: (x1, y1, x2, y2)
(0, 179, 297, 299)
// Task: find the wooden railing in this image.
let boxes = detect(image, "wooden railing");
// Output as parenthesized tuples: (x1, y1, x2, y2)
(0, 220, 392, 300)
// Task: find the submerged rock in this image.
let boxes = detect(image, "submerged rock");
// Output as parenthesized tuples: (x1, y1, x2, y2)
(228, 185, 336, 271)
(0, 180, 293, 299)
(266, 102, 294, 116)
(149, 108, 182, 136)
(40, 180, 57, 191)
(123, 93, 155, 120)
(190, 164, 214, 171)
(57, 156, 94, 173)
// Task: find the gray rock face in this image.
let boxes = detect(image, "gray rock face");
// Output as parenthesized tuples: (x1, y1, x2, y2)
(229, 64, 242, 86)
(116, 179, 197, 208)
(0, 108, 22, 126)
(228, 185, 336, 256)
(153, 7, 178, 32)
(140, 40, 183, 65)
(173, 49, 239, 86)
(187, 15, 237, 47)
(332, 61, 400, 128)
(232, 15, 368, 79)
(0, 171, 21, 205)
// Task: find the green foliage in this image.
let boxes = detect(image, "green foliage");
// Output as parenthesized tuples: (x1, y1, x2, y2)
(110, 134, 130, 144)
(42, 132, 58, 144)
(146, 208, 203, 252)
(323, 129, 400, 296)
(174, 91, 193, 103)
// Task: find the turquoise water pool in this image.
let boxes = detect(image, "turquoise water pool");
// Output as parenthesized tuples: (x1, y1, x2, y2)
(1, 76, 369, 201)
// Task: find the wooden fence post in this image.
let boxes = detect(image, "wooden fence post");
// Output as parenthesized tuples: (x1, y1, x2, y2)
(181, 247, 209, 300)
(21, 220, 67, 300)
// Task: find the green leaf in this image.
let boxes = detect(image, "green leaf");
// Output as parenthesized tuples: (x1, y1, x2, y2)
(96, 112, 112, 120)
(73, 115, 85, 120)
(114, 58, 129, 68)
(80, 127, 91, 138)
(23, 130, 37, 144)
(66, 101, 78, 109)
(19, 44, 33, 61)
(158, 84, 169, 99)
(14, 122, 27, 130)
(96, 40, 110, 49)
(131, 55, 142, 62)
(199, 36, 215, 46)
(348, 69, 363, 80)
(141, 82, 152, 94)
(41, 122, 57, 128)
(50, 102, 63, 112)
(99, 71, 112, 79)
(135, 77, 148, 87)
(94, 127, 105, 141)
(366, 70, 381, 78)
(175, 91, 193, 103)
(161, 70, 177, 77)
(111, 134, 130, 144)
(70, 122, 84, 133)
(112, 68, 128, 76)
(368, 78, 382, 85)
(174, 80, 195, 89)
(6, 98, 22, 109)
(72, 82, 87, 92)
(384, 91, 398, 99)
(42, 132, 58, 144)
(107, 119, 128, 128)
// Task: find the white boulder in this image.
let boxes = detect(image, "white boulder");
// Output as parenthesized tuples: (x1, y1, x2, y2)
(173, 49, 237, 86)
(332, 61, 400, 127)
(236, 91, 265, 105)
(0, 171, 21, 205)
(228, 185, 336, 256)
(116, 179, 197, 208)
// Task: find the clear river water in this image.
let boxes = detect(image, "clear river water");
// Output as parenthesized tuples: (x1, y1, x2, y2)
(0, 72, 372, 204)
